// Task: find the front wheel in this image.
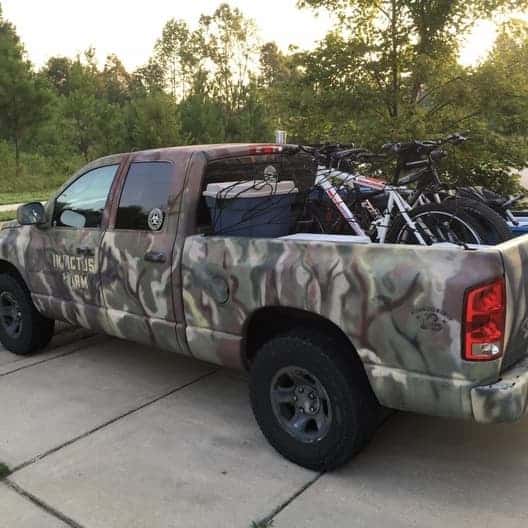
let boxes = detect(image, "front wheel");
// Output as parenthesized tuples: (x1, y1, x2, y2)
(249, 329, 380, 471)
(385, 200, 484, 245)
(0, 273, 55, 355)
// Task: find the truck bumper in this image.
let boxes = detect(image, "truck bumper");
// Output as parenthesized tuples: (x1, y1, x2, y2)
(471, 356, 528, 423)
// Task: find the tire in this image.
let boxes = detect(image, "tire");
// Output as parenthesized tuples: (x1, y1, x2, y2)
(249, 329, 380, 471)
(385, 199, 485, 245)
(445, 197, 511, 245)
(0, 273, 55, 355)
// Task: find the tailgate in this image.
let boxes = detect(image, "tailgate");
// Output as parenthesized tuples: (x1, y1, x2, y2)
(499, 235, 528, 369)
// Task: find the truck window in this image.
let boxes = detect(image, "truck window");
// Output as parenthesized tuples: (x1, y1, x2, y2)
(196, 153, 316, 234)
(53, 164, 118, 229)
(115, 162, 173, 231)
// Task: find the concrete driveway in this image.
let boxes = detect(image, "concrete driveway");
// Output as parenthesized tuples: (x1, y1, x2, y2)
(1, 327, 527, 528)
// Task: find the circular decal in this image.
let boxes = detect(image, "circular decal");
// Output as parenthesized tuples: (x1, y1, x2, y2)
(147, 208, 165, 231)
(263, 165, 278, 182)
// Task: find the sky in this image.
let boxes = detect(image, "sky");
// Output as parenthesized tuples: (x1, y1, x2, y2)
(1, 0, 526, 70)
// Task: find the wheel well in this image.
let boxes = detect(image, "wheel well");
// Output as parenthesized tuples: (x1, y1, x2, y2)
(242, 307, 362, 370)
(0, 260, 23, 281)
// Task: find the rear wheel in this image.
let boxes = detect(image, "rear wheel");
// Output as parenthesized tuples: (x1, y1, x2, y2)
(0, 273, 55, 355)
(249, 329, 380, 471)
(445, 197, 511, 245)
(385, 200, 484, 245)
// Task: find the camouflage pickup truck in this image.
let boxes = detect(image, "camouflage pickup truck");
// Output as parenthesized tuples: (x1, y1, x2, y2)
(1, 143, 528, 471)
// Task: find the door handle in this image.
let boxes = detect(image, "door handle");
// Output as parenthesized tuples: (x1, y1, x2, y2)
(76, 246, 95, 257)
(144, 251, 167, 263)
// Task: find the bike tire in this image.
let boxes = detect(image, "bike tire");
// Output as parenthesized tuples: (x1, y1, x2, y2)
(444, 197, 511, 244)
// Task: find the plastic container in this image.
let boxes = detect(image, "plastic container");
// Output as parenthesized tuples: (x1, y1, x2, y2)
(203, 180, 298, 237)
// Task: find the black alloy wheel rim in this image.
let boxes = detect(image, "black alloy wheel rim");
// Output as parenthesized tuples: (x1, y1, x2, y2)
(270, 366, 332, 443)
(0, 291, 23, 338)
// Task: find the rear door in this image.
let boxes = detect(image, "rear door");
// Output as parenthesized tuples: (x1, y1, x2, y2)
(99, 160, 186, 352)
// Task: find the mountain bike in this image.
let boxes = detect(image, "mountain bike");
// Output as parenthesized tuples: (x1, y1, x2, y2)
(380, 134, 512, 243)
(295, 145, 487, 246)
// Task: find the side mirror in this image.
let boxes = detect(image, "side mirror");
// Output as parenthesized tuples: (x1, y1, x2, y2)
(17, 202, 46, 226)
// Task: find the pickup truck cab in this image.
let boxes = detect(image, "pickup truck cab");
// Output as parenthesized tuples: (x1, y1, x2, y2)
(1, 143, 528, 471)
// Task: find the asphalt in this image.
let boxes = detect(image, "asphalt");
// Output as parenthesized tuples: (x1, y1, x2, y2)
(1, 327, 527, 528)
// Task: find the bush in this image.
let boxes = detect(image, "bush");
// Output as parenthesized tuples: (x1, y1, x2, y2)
(0, 141, 82, 194)
(0, 462, 10, 479)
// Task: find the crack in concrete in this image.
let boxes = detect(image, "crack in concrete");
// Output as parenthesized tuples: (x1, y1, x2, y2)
(2, 360, 322, 528)
(6, 368, 221, 527)
(11, 368, 220, 474)
(0, 333, 103, 377)
(250, 411, 397, 526)
(253, 472, 324, 527)
(3, 480, 87, 528)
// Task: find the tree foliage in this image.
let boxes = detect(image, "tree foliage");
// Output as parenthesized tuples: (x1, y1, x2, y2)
(284, 0, 528, 190)
(0, 1, 526, 194)
(0, 7, 50, 174)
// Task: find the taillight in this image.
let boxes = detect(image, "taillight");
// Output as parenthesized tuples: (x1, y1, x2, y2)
(463, 277, 506, 361)
(248, 145, 283, 155)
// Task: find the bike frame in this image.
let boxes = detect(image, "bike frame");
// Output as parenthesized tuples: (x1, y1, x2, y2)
(316, 167, 428, 245)
(315, 167, 367, 237)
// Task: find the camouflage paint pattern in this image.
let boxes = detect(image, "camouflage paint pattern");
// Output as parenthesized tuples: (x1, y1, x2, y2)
(466, 233, 528, 422)
(0, 144, 283, 353)
(471, 356, 528, 423)
(181, 235, 528, 422)
(1, 143, 528, 424)
(496, 236, 528, 369)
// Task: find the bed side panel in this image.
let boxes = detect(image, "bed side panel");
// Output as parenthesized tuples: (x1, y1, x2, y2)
(183, 237, 504, 380)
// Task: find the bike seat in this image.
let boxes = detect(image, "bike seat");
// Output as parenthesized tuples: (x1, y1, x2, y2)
(332, 148, 371, 160)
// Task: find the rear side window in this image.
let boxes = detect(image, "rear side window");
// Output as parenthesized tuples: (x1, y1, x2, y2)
(115, 162, 173, 231)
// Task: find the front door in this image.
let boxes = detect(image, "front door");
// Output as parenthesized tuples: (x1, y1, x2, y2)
(28, 164, 120, 328)
(99, 160, 185, 352)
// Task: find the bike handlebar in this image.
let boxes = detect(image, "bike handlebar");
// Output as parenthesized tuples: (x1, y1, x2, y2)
(382, 133, 469, 156)
(504, 194, 524, 207)
(292, 144, 386, 165)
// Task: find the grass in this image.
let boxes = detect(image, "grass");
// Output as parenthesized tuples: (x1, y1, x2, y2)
(0, 210, 16, 223)
(0, 462, 11, 479)
(0, 191, 49, 206)
(250, 520, 274, 528)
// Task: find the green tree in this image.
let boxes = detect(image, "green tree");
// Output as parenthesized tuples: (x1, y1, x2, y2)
(0, 7, 51, 175)
(61, 55, 103, 160)
(101, 54, 131, 105)
(132, 59, 166, 94)
(199, 3, 260, 115)
(259, 42, 290, 88)
(43, 56, 73, 96)
(444, 19, 528, 191)
(127, 91, 182, 149)
(153, 19, 203, 99)
(297, 0, 528, 121)
(2, 0, 527, 197)
(251, 0, 528, 192)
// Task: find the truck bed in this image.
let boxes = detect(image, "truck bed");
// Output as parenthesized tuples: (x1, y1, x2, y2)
(182, 234, 528, 420)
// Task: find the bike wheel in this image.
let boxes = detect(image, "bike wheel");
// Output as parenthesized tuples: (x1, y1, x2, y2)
(385, 201, 483, 245)
(445, 197, 511, 245)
